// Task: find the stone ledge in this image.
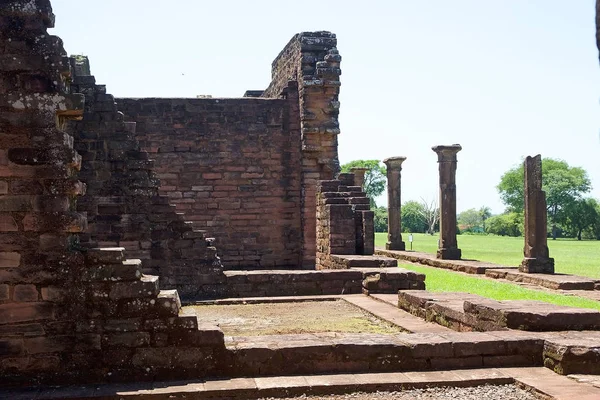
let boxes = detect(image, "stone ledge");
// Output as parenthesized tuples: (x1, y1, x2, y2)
(329, 254, 398, 268)
(399, 290, 600, 331)
(378, 248, 599, 292)
(486, 268, 598, 291)
(221, 268, 424, 298)
(376, 248, 509, 274)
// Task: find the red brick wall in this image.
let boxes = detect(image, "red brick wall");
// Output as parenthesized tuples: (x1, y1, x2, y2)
(117, 97, 303, 269)
(262, 32, 342, 267)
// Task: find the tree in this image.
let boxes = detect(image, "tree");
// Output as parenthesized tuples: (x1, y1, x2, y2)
(479, 206, 492, 231)
(563, 198, 599, 240)
(458, 208, 482, 232)
(485, 212, 523, 237)
(418, 198, 439, 235)
(340, 160, 386, 208)
(373, 206, 388, 233)
(497, 158, 591, 239)
(401, 200, 428, 233)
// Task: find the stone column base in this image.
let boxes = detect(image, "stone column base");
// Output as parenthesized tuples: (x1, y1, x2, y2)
(519, 257, 555, 274)
(386, 242, 405, 251)
(437, 247, 461, 260)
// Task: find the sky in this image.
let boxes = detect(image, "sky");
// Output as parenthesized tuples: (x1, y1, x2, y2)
(50, 0, 600, 214)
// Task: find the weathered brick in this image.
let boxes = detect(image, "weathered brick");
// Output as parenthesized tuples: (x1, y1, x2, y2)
(13, 284, 38, 302)
(0, 284, 9, 301)
(0, 302, 54, 324)
(0, 252, 20, 267)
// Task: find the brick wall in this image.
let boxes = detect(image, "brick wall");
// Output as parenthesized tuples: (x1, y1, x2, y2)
(262, 32, 342, 268)
(71, 56, 226, 300)
(117, 93, 303, 269)
(0, 0, 227, 385)
(315, 173, 375, 270)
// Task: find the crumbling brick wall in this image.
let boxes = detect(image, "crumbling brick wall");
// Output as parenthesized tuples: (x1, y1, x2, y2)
(116, 31, 341, 270)
(315, 173, 374, 270)
(262, 31, 342, 268)
(70, 56, 226, 299)
(0, 0, 225, 385)
(117, 89, 303, 269)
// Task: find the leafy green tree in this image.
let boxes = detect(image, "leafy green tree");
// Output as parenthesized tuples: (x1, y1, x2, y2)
(373, 206, 388, 232)
(563, 198, 599, 240)
(340, 160, 386, 208)
(479, 206, 492, 230)
(458, 208, 482, 232)
(497, 158, 591, 239)
(485, 212, 523, 237)
(584, 201, 600, 240)
(401, 200, 428, 233)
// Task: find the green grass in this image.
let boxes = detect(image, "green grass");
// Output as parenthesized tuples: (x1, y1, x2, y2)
(376, 232, 600, 279)
(398, 263, 600, 311)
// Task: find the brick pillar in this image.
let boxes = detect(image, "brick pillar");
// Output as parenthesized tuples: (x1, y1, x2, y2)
(350, 167, 369, 189)
(432, 145, 462, 260)
(383, 157, 406, 251)
(520, 155, 554, 273)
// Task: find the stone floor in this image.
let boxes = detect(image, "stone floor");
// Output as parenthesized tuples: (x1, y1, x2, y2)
(4, 368, 599, 399)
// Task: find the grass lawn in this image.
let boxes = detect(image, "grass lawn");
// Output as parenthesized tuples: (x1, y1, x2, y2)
(375, 232, 600, 279)
(397, 263, 600, 311)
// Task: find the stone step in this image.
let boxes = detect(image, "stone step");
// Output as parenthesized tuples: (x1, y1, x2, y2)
(329, 254, 398, 268)
(85, 247, 126, 264)
(226, 331, 543, 377)
(82, 258, 143, 282)
(485, 268, 598, 291)
(544, 332, 600, 375)
(398, 290, 600, 332)
(13, 367, 597, 400)
(112, 289, 181, 318)
(108, 275, 160, 300)
(360, 268, 426, 293)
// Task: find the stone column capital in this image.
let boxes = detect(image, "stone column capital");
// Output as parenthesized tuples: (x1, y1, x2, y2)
(383, 156, 407, 170)
(350, 167, 370, 174)
(432, 144, 462, 162)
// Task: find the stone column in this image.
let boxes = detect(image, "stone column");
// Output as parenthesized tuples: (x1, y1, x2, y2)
(432, 145, 462, 260)
(383, 157, 407, 251)
(520, 155, 554, 273)
(350, 167, 369, 189)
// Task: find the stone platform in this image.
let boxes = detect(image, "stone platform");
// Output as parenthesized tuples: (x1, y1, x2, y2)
(376, 249, 515, 274)
(222, 267, 424, 298)
(5, 367, 600, 399)
(398, 290, 600, 331)
(377, 248, 599, 291)
(486, 268, 599, 290)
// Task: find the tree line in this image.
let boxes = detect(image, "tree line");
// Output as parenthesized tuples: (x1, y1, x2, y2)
(342, 158, 599, 240)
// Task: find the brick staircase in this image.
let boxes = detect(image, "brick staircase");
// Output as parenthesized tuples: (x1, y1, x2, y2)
(76, 247, 225, 382)
(69, 57, 226, 300)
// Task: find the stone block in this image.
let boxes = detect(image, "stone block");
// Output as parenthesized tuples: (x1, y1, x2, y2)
(0, 284, 9, 301)
(0, 302, 54, 324)
(0, 339, 23, 356)
(40, 286, 65, 302)
(13, 284, 38, 302)
(102, 332, 150, 348)
(85, 247, 125, 264)
(108, 275, 159, 300)
(0, 251, 20, 267)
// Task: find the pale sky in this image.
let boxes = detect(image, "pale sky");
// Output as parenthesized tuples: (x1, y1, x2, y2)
(50, 0, 600, 214)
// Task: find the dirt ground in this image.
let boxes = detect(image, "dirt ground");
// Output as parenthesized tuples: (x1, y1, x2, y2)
(182, 299, 404, 336)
